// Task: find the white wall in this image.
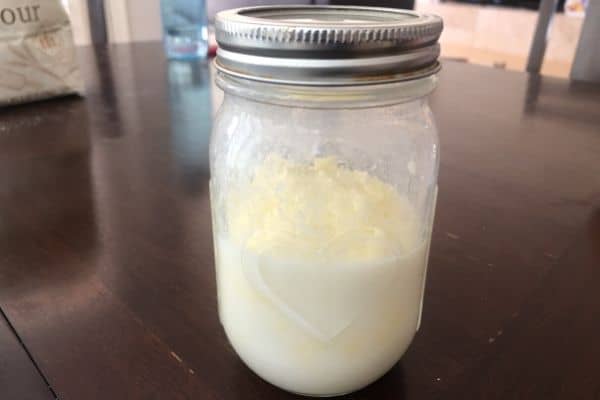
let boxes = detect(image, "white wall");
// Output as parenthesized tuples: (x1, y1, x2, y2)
(126, 0, 163, 42)
(64, 0, 92, 45)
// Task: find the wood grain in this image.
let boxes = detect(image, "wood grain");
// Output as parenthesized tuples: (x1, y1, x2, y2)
(0, 313, 54, 400)
(0, 43, 599, 399)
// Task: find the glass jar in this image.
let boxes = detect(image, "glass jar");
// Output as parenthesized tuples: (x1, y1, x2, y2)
(210, 6, 442, 397)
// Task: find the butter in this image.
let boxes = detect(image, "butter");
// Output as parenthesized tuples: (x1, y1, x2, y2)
(227, 154, 419, 262)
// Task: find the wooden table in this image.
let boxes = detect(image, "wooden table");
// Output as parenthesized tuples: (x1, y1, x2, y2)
(1, 43, 599, 400)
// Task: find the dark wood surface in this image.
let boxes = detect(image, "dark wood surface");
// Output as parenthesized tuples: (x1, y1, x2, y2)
(0, 43, 599, 400)
(0, 313, 54, 400)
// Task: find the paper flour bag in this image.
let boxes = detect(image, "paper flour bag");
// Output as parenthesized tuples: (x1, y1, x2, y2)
(0, 1, 83, 106)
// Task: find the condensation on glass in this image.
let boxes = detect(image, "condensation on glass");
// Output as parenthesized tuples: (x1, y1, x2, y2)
(210, 6, 443, 397)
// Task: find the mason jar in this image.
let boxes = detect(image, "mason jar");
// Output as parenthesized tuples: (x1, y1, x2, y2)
(210, 6, 442, 397)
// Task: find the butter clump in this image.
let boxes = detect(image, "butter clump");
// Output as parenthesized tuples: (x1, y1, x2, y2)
(227, 154, 419, 263)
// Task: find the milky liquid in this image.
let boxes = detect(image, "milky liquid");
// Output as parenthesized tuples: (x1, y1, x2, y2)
(213, 155, 428, 396)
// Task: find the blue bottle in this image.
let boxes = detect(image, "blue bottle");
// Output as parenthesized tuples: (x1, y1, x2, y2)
(160, 0, 208, 60)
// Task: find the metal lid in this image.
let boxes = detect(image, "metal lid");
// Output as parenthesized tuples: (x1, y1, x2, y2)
(215, 5, 443, 86)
